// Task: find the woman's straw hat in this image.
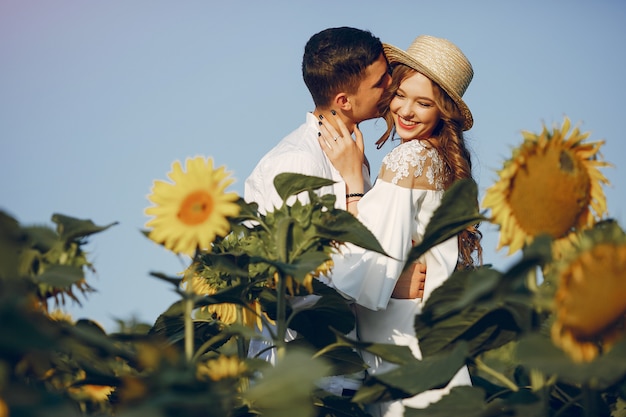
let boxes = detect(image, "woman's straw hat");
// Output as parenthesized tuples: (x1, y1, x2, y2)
(383, 35, 474, 130)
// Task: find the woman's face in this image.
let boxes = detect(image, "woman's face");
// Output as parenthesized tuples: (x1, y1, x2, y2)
(389, 71, 441, 142)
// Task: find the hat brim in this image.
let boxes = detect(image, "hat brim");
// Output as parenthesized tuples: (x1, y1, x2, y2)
(383, 43, 473, 131)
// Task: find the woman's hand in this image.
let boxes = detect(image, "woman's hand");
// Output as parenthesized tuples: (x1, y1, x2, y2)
(392, 262, 426, 299)
(317, 111, 365, 196)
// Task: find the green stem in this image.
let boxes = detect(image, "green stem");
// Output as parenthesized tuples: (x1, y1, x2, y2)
(183, 264, 195, 363)
(236, 304, 247, 359)
(582, 385, 596, 417)
(473, 357, 519, 393)
(275, 271, 287, 361)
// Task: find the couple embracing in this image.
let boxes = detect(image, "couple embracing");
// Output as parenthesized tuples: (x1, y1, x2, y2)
(245, 26, 482, 416)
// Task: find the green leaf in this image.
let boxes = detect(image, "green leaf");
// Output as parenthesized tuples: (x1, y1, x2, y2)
(419, 267, 500, 322)
(51, 213, 117, 242)
(405, 179, 485, 269)
(149, 271, 183, 287)
(354, 342, 469, 403)
(404, 386, 487, 417)
(317, 326, 418, 367)
(36, 264, 84, 287)
(311, 345, 367, 376)
(22, 224, 58, 253)
(0, 211, 27, 279)
(199, 251, 251, 278)
(245, 348, 331, 417)
(315, 209, 389, 257)
(149, 313, 227, 351)
(289, 289, 356, 348)
(414, 264, 532, 357)
(416, 305, 523, 358)
(516, 334, 626, 389)
(273, 172, 336, 202)
(259, 250, 329, 281)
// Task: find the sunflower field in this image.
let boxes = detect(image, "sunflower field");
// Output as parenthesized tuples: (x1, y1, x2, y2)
(1, 117, 624, 417)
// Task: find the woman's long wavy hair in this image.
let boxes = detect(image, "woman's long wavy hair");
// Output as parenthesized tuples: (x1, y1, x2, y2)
(377, 64, 483, 269)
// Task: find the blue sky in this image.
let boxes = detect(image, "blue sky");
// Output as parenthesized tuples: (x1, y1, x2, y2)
(2, 0, 625, 331)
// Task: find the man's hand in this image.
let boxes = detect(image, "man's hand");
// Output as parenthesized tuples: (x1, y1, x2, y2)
(391, 262, 426, 299)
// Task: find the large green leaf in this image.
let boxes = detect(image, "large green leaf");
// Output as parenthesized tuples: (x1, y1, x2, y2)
(273, 172, 336, 202)
(404, 386, 545, 417)
(354, 342, 469, 403)
(36, 264, 84, 287)
(257, 250, 330, 281)
(415, 264, 532, 357)
(0, 211, 28, 279)
(288, 288, 356, 348)
(309, 345, 367, 376)
(149, 271, 183, 287)
(516, 333, 626, 389)
(245, 348, 331, 417)
(404, 179, 485, 269)
(315, 208, 389, 257)
(149, 312, 228, 351)
(199, 250, 252, 278)
(416, 304, 523, 358)
(312, 390, 371, 417)
(51, 213, 117, 243)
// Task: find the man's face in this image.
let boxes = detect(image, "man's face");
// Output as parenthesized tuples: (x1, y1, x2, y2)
(348, 53, 391, 122)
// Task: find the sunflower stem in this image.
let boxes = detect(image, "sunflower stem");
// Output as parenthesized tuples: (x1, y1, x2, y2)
(183, 261, 196, 363)
(275, 271, 287, 361)
(473, 357, 519, 392)
(236, 304, 247, 359)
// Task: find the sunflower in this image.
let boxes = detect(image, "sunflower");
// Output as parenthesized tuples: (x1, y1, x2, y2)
(550, 221, 626, 362)
(270, 259, 334, 296)
(483, 117, 610, 255)
(145, 157, 240, 257)
(188, 273, 260, 328)
(197, 355, 247, 382)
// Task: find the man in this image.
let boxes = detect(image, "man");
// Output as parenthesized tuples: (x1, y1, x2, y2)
(245, 26, 390, 212)
(244, 26, 424, 396)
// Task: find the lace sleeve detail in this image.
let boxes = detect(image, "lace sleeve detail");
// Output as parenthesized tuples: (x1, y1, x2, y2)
(378, 140, 446, 190)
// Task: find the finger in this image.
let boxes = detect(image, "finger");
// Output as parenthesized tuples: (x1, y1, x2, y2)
(318, 123, 336, 145)
(317, 133, 332, 150)
(353, 123, 364, 153)
(320, 117, 341, 141)
(331, 110, 351, 139)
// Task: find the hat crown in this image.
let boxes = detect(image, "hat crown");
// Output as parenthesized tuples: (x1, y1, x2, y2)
(405, 35, 473, 98)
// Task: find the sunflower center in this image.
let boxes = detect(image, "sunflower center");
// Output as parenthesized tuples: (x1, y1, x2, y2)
(508, 146, 591, 238)
(178, 190, 214, 225)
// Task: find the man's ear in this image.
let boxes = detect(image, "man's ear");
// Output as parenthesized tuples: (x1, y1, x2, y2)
(332, 92, 352, 111)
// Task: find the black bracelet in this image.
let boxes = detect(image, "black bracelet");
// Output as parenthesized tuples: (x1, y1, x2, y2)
(346, 193, 364, 198)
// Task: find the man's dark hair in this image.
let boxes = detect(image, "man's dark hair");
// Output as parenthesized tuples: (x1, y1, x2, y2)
(302, 27, 384, 107)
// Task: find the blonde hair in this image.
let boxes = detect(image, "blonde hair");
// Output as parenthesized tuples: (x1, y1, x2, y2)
(377, 64, 482, 269)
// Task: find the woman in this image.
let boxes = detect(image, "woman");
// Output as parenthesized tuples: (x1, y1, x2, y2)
(319, 35, 483, 415)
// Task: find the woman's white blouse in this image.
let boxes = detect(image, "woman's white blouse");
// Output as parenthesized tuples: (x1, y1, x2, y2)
(330, 139, 459, 310)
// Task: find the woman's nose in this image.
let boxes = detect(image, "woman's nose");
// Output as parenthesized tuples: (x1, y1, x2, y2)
(399, 102, 413, 118)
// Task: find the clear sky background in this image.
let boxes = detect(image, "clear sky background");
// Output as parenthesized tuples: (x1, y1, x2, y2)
(2, 0, 625, 331)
